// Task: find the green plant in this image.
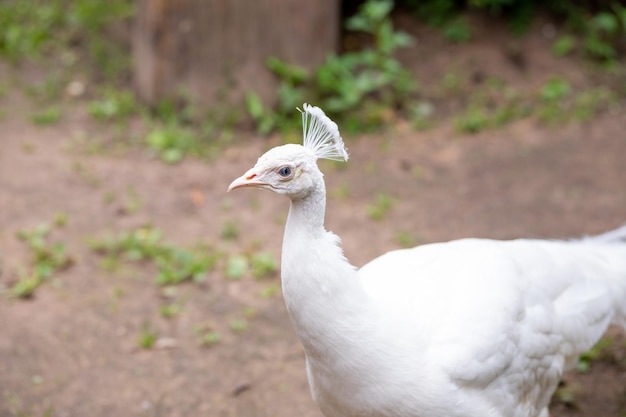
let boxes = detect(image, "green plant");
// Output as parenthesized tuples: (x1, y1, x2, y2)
(320, 0, 415, 116)
(225, 254, 249, 280)
(0, 0, 134, 80)
(442, 18, 471, 42)
(89, 88, 139, 122)
(145, 125, 196, 164)
(552, 35, 576, 57)
(540, 78, 571, 101)
(394, 231, 419, 248)
(247, 0, 415, 133)
(89, 226, 218, 285)
(454, 106, 489, 133)
(195, 325, 221, 347)
(156, 247, 214, 285)
(11, 222, 73, 298)
(159, 302, 183, 319)
(576, 336, 615, 373)
(221, 221, 240, 241)
(250, 252, 278, 279)
(138, 322, 158, 349)
(367, 193, 395, 221)
(229, 318, 249, 332)
(30, 106, 62, 125)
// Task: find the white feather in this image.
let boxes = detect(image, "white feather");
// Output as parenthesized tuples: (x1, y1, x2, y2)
(300, 103, 349, 162)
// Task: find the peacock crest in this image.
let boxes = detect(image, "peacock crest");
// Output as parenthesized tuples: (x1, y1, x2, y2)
(299, 104, 349, 162)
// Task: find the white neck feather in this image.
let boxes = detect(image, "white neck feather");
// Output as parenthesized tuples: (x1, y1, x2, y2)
(280, 176, 373, 362)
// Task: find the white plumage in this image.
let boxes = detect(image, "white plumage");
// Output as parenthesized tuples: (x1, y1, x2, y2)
(228, 104, 626, 417)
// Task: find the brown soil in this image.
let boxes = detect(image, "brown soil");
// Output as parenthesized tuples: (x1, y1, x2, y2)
(1, 14, 626, 417)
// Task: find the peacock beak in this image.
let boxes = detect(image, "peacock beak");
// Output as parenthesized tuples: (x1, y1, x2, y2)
(227, 170, 269, 192)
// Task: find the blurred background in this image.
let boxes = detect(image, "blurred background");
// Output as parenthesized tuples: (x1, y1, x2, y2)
(1, 0, 626, 416)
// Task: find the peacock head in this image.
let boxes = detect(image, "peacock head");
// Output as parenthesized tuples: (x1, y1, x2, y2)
(228, 104, 348, 200)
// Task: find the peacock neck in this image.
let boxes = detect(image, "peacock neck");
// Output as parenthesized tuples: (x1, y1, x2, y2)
(285, 180, 327, 238)
(281, 177, 377, 366)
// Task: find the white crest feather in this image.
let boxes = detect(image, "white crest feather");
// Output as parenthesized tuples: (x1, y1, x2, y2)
(299, 104, 349, 162)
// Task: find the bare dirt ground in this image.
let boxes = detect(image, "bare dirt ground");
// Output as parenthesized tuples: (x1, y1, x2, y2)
(1, 14, 626, 417)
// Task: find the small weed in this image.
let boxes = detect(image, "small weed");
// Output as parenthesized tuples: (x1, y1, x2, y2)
(89, 88, 139, 122)
(138, 322, 158, 349)
(53, 212, 67, 228)
(409, 101, 435, 130)
(577, 336, 615, 373)
(225, 254, 249, 280)
(229, 318, 249, 332)
(144, 122, 214, 164)
(221, 221, 240, 241)
(11, 222, 73, 298)
(540, 78, 571, 102)
(455, 106, 489, 134)
(250, 252, 278, 279)
(394, 231, 418, 248)
(442, 18, 471, 42)
(329, 183, 350, 200)
(155, 247, 213, 285)
(195, 325, 221, 347)
(552, 35, 576, 57)
(89, 226, 218, 286)
(260, 283, 280, 299)
(555, 384, 579, 408)
(12, 272, 43, 298)
(159, 302, 183, 319)
(367, 194, 395, 221)
(30, 106, 62, 125)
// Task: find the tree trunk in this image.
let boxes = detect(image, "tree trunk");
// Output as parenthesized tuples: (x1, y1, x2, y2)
(133, 0, 340, 111)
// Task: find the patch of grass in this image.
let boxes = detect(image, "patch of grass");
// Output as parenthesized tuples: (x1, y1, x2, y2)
(220, 221, 240, 241)
(554, 384, 579, 408)
(159, 302, 183, 319)
(454, 106, 489, 133)
(367, 193, 395, 221)
(0, 0, 134, 80)
(250, 252, 278, 279)
(30, 106, 62, 125)
(229, 318, 249, 332)
(409, 101, 435, 130)
(224, 252, 278, 280)
(540, 78, 572, 101)
(11, 222, 73, 298)
(260, 283, 280, 299)
(442, 18, 471, 42)
(552, 35, 576, 57)
(394, 231, 419, 248)
(138, 322, 158, 349)
(143, 119, 224, 164)
(577, 336, 615, 373)
(225, 254, 249, 280)
(195, 325, 221, 347)
(88, 88, 139, 122)
(89, 226, 218, 286)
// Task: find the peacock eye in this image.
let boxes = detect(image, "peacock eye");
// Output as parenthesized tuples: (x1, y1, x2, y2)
(278, 166, 293, 178)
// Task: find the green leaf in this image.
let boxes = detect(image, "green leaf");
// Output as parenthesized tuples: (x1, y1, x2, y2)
(225, 255, 249, 280)
(552, 35, 576, 57)
(245, 92, 264, 120)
